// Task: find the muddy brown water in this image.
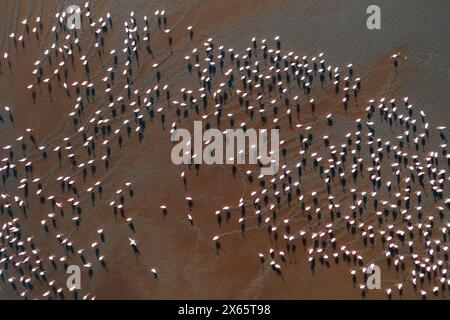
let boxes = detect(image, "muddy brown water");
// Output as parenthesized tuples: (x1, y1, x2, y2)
(0, 0, 449, 300)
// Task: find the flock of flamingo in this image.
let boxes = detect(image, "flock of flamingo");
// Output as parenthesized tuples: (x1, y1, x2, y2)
(0, 2, 449, 299)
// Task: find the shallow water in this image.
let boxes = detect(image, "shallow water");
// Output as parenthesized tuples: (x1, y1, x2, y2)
(0, 0, 449, 300)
